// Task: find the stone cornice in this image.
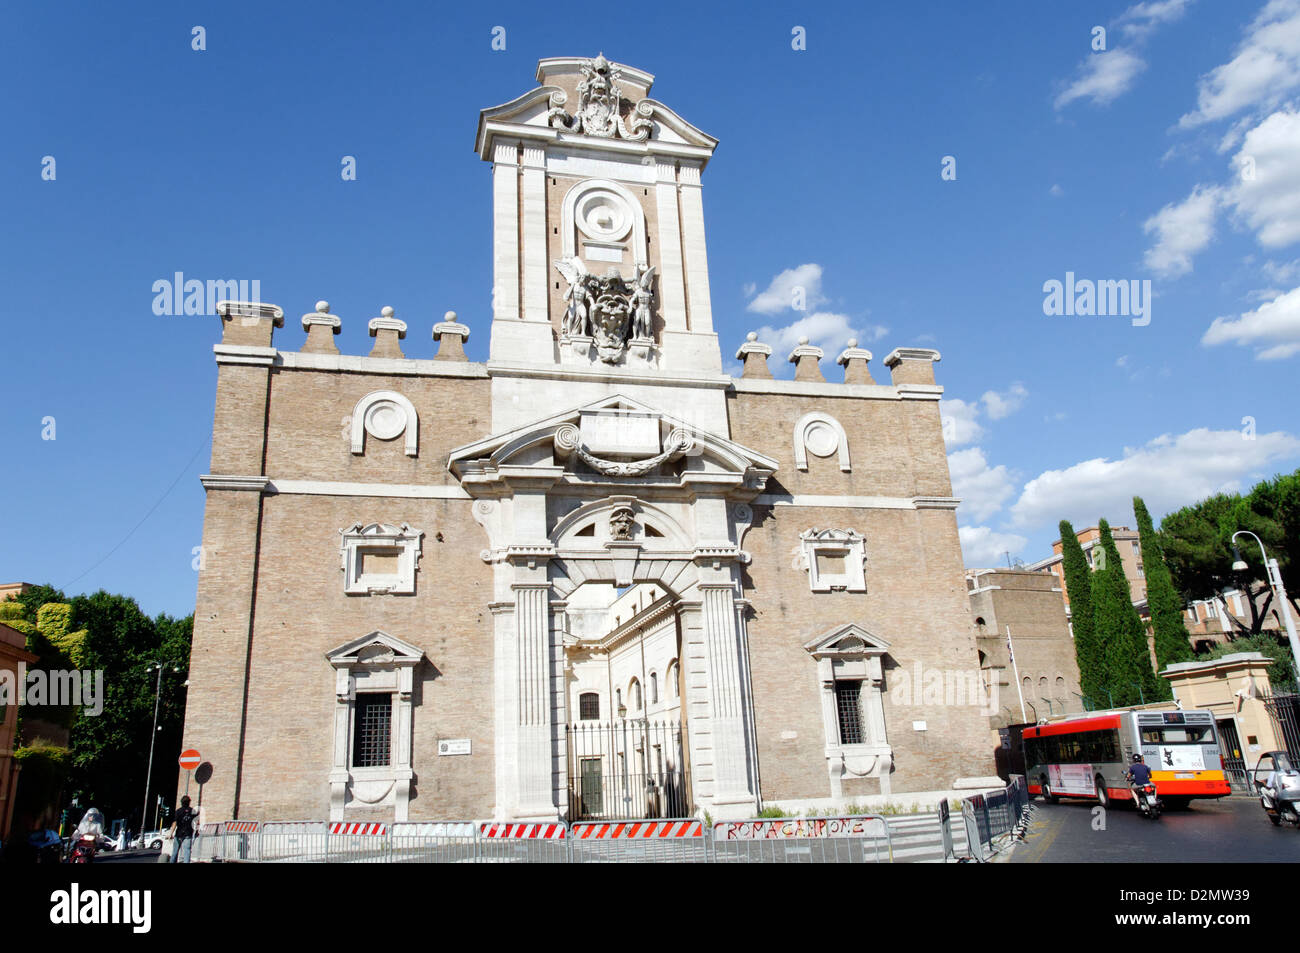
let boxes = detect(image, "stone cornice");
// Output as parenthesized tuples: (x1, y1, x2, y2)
(199, 474, 271, 492)
(276, 352, 488, 378)
(729, 378, 943, 400)
(487, 360, 731, 390)
(214, 344, 277, 367)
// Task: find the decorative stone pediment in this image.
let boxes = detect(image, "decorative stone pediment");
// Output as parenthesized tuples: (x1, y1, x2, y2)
(803, 623, 891, 661)
(327, 630, 425, 670)
(475, 56, 718, 162)
(447, 394, 776, 494)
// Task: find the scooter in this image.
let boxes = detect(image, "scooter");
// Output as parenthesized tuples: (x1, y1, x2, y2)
(1132, 782, 1162, 819)
(1254, 751, 1300, 828)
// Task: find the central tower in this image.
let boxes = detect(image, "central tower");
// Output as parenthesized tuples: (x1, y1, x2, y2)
(476, 54, 725, 432)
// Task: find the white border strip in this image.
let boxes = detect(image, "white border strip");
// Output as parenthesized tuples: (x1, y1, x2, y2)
(754, 494, 960, 510)
(270, 479, 471, 500)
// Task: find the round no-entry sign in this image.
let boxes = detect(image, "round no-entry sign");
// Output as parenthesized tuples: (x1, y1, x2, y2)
(179, 749, 201, 771)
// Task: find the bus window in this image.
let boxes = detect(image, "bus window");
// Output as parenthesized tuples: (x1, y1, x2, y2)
(1142, 726, 1212, 745)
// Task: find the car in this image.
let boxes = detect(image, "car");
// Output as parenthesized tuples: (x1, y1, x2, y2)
(133, 830, 167, 850)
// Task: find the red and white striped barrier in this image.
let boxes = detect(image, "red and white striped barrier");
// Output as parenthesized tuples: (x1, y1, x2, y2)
(573, 820, 703, 839)
(223, 821, 259, 834)
(330, 822, 387, 836)
(478, 822, 566, 839)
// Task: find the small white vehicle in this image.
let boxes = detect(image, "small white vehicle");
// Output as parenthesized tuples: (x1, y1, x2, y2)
(133, 830, 168, 850)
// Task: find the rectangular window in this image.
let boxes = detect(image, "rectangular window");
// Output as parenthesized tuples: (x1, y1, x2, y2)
(835, 681, 866, 745)
(579, 692, 600, 721)
(579, 757, 603, 815)
(352, 693, 392, 768)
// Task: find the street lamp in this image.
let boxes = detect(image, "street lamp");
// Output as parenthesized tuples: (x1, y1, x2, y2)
(1230, 531, 1300, 687)
(140, 661, 181, 836)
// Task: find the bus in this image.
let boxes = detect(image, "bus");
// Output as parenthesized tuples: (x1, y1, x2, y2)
(1022, 709, 1231, 808)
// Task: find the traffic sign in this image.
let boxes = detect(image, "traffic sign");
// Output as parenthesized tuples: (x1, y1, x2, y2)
(179, 749, 201, 771)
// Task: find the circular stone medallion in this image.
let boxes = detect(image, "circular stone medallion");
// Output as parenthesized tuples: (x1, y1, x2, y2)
(364, 400, 407, 441)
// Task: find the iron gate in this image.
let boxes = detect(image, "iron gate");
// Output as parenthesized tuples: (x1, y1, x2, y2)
(566, 719, 690, 820)
(1262, 693, 1300, 761)
(1216, 718, 1252, 791)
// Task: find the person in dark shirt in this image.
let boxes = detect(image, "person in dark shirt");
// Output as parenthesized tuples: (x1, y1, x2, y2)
(169, 796, 199, 864)
(1124, 754, 1153, 807)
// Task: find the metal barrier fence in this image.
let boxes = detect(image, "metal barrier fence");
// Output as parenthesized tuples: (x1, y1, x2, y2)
(191, 812, 906, 863)
(570, 819, 707, 863)
(961, 775, 1029, 860)
(710, 815, 892, 863)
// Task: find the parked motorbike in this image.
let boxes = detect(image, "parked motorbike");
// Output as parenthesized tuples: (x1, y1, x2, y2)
(1132, 782, 1162, 819)
(1253, 751, 1300, 828)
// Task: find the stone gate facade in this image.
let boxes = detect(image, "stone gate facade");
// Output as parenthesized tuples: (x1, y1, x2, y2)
(182, 55, 996, 822)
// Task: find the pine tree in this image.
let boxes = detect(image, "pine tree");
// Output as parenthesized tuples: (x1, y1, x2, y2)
(1133, 495, 1193, 699)
(1093, 519, 1159, 706)
(1059, 520, 1105, 708)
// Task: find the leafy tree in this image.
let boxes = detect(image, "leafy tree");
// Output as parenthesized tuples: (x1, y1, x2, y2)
(1161, 493, 1277, 635)
(1093, 519, 1159, 706)
(1205, 633, 1297, 693)
(1059, 520, 1104, 707)
(1134, 495, 1193, 697)
(1242, 470, 1300, 617)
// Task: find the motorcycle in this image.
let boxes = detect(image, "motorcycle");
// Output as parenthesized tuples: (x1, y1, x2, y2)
(66, 806, 107, 863)
(68, 833, 99, 863)
(1253, 751, 1300, 828)
(1132, 782, 1162, 819)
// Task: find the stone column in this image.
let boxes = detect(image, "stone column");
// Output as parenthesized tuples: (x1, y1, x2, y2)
(492, 142, 520, 322)
(653, 161, 688, 332)
(512, 582, 556, 818)
(677, 164, 714, 334)
(520, 145, 549, 323)
(699, 584, 756, 812)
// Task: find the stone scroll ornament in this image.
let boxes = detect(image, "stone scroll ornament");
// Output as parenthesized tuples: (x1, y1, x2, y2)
(547, 53, 653, 141)
(554, 423, 693, 476)
(554, 258, 655, 363)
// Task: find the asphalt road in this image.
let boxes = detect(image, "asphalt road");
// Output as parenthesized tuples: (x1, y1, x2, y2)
(1012, 794, 1300, 862)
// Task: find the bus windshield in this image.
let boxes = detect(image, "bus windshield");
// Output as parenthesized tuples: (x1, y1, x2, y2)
(1139, 725, 1213, 745)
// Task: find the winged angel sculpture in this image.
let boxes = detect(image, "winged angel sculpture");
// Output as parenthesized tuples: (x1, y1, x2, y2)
(554, 258, 655, 363)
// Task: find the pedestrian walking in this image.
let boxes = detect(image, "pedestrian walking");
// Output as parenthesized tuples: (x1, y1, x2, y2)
(168, 795, 199, 863)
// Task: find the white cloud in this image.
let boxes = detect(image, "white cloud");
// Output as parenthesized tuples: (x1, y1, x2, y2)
(949, 447, 1018, 522)
(753, 311, 859, 356)
(981, 383, 1028, 420)
(1142, 185, 1222, 277)
(1008, 426, 1300, 528)
(861, 324, 890, 343)
(1179, 0, 1300, 127)
(1262, 257, 1300, 281)
(1227, 108, 1300, 247)
(1116, 0, 1194, 37)
(1116, 354, 1131, 368)
(742, 282, 756, 297)
(1055, 49, 1148, 109)
(1203, 283, 1300, 358)
(959, 525, 1030, 569)
(1050, 184, 1065, 197)
(746, 263, 827, 315)
(939, 398, 986, 447)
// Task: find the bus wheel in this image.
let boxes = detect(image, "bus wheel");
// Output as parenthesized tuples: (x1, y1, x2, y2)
(1164, 797, 1191, 811)
(1095, 779, 1109, 807)
(1041, 777, 1057, 804)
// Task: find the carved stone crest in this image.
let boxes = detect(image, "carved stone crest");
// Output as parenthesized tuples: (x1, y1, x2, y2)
(609, 505, 636, 540)
(554, 258, 655, 363)
(547, 53, 652, 141)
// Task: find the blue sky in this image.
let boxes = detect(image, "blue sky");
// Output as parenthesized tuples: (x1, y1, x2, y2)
(3, 0, 1299, 615)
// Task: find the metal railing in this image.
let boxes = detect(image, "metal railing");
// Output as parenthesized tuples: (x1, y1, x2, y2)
(960, 775, 1029, 860)
(1262, 693, 1300, 761)
(191, 812, 912, 863)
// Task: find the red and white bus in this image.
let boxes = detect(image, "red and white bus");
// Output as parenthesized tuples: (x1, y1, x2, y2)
(1022, 709, 1231, 808)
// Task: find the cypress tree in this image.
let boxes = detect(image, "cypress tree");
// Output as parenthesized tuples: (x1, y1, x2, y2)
(1093, 519, 1159, 706)
(1059, 520, 1105, 708)
(1133, 495, 1194, 699)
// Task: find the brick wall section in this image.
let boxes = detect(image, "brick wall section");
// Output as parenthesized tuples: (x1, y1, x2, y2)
(262, 370, 490, 488)
(234, 493, 493, 820)
(729, 390, 996, 797)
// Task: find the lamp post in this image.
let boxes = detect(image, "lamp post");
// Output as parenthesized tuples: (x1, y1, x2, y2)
(1231, 531, 1300, 687)
(617, 701, 631, 814)
(140, 662, 180, 835)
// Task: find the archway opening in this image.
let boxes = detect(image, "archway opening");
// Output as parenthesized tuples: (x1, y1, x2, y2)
(561, 580, 690, 820)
